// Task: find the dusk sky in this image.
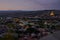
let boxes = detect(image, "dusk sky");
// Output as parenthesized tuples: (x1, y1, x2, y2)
(0, 0, 60, 10)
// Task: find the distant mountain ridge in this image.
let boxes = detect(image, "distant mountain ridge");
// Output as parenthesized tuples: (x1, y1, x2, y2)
(0, 10, 60, 17)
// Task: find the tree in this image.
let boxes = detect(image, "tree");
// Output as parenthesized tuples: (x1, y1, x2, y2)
(3, 33, 16, 40)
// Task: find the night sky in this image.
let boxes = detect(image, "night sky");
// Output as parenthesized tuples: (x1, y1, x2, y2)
(0, 0, 60, 10)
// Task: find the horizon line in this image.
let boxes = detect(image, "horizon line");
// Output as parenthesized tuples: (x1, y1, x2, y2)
(0, 9, 60, 11)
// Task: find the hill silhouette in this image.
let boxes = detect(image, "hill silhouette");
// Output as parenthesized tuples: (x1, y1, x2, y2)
(0, 10, 60, 17)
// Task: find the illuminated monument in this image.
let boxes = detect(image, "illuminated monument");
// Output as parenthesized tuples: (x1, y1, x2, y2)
(50, 11, 55, 16)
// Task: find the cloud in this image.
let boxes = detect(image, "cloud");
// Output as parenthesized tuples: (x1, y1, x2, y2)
(0, 0, 60, 10)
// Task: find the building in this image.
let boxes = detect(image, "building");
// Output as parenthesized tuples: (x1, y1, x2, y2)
(50, 11, 55, 16)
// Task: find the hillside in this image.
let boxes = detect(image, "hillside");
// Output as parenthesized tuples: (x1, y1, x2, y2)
(0, 10, 60, 17)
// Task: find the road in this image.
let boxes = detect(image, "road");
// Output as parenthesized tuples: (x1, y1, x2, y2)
(40, 30, 60, 40)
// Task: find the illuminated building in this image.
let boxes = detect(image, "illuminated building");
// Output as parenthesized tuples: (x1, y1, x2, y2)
(50, 11, 55, 16)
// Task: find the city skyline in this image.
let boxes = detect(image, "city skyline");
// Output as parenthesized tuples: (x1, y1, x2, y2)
(0, 0, 60, 10)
